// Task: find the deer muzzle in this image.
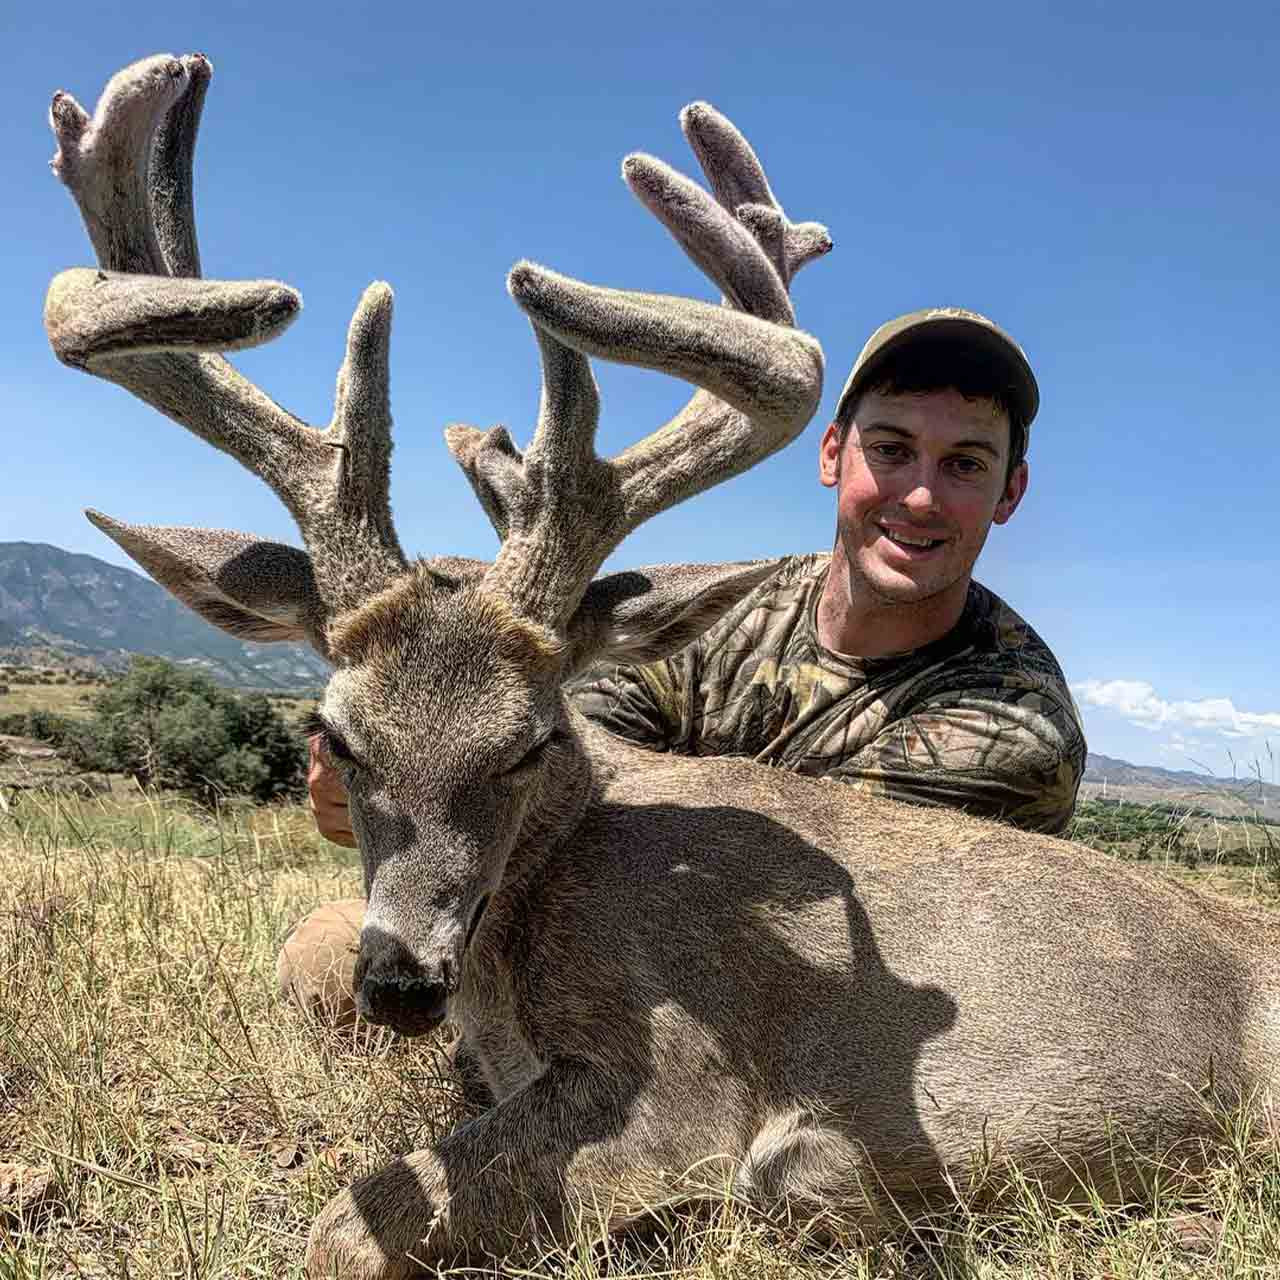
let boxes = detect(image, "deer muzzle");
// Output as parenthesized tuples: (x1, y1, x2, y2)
(354, 922, 458, 1037)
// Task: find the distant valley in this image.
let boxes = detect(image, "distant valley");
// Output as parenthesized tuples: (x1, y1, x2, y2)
(1082, 752, 1280, 823)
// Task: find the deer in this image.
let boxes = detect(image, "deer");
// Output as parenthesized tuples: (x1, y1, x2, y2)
(45, 54, 1280, 1280)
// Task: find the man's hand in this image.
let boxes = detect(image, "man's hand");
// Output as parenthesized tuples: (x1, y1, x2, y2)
(308, 734, 357, 847)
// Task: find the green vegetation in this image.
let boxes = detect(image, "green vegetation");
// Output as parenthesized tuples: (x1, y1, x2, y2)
(1070, 797, 1279, 883)
(0, 657, 307, 806)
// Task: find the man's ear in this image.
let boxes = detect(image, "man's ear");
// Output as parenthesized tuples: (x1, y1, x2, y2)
(566, 559, 780, 669)
(86, 510, 330, 657)
(818, 420, 842, 488)
(993, 459, 1029, 526)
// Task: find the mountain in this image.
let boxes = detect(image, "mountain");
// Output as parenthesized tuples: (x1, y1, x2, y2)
(1083, 752, 1280, 822)
(0, 542, 328, 691)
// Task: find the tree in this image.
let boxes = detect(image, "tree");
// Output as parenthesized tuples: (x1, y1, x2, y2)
(65, 657, 307, 804)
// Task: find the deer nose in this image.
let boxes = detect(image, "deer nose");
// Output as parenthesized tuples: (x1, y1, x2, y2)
(357, 970, 449, 1035)
(355, 926, 455, 1036)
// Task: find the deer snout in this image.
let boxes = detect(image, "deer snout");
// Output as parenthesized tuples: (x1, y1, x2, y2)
(354, 923, 457, 1037)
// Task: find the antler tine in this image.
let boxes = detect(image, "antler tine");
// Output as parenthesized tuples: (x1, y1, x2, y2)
(680, 102, 832, 286)
(148, 53, 210, 278)
(46, 55, 407, 621)
(464, 103, 828, 627)
(622, 153, 793, 325)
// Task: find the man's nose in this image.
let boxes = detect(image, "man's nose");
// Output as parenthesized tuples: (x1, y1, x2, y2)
(898, 464, 943, 515)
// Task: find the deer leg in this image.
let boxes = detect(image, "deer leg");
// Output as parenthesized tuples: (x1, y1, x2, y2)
(304, 1059, 746, 1278)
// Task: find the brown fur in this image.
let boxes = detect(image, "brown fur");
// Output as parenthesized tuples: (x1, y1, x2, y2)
(329, 564, 564, 670)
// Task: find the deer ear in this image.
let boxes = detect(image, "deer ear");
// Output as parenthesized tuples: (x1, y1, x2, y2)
(567, 559, 779, 669)
(86, 510, 330, 656)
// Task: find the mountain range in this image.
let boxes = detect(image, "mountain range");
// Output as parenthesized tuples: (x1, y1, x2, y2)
(0, 541, 328, 690)
(1082, 752, 1280, 822)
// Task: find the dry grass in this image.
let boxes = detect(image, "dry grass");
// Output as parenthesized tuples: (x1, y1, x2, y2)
(0, 682, 101, 722)
(4, 790, 1280, 1277)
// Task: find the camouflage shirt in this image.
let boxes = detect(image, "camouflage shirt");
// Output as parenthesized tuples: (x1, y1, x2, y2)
(570, 554, 1086, 834)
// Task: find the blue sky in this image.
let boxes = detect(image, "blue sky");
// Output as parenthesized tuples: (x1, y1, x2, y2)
(3, 1, 1277, 777)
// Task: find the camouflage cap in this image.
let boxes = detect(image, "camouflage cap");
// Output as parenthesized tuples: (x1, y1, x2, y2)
(834, 308, 1039, 429)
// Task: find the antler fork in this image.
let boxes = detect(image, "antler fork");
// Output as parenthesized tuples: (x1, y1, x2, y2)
(449, 103, 830, 625)
(46, 56, 831, 644)
(45, 54, 405, 628)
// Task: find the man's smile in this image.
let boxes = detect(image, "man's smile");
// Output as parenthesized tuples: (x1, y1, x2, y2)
(875, 521, 950, 555)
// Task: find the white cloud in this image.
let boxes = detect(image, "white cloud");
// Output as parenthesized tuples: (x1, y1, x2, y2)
(1073, 679, 1280, 741)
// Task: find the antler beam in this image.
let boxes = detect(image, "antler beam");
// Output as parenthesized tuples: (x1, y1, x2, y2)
(452, 103, 830, 626)
(45, 55, 406, 626)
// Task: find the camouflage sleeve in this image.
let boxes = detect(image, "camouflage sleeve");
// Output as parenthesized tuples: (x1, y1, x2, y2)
(566, 657, 691, 752)
(826, 687, 1086, 834)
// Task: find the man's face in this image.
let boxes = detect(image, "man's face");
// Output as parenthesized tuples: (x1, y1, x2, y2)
(818, 387, 1028, 608)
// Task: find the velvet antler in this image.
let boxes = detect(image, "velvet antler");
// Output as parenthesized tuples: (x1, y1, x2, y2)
(45, 55, 405, 623)
(449, 103, 831, 626)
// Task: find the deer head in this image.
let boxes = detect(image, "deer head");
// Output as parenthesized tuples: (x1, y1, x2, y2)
(46, 55, 831, 1035)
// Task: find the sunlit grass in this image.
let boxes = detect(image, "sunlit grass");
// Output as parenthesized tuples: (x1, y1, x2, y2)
(3, 788, 1280, 1276)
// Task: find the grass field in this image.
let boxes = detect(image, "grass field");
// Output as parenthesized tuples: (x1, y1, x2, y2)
(0, 677, 318, 731)
(0, 681, 99, 722)
(4, 789, 1280, 1277)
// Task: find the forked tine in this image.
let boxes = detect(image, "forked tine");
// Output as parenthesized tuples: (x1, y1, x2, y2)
(506, 264, 820, 540)
(51, 54, 192, 277)
(467, 103, 829, 625)
(46, 55, 407, 621)
(622, 155, 792, 325)
(680, 102, 832, 286)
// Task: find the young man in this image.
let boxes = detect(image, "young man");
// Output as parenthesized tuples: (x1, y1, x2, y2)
(291, 309, 1085, 1024)
(569, 307, 1085, 834)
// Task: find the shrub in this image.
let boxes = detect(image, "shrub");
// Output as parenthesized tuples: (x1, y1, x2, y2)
(1069, 798, 1190, 860)
(0, 707, 80, 747)
(28, 656, 308, 805)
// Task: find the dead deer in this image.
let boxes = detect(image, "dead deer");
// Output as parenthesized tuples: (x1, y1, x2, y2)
(46, 54, 1280, 1280)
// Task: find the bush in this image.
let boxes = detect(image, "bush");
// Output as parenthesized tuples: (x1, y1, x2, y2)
(1069, 798, 1191, 860)
(0, 708, 80, 746)
(21, 656, 308, 805)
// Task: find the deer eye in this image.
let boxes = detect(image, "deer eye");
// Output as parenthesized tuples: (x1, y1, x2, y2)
(303, 711, 358, 766)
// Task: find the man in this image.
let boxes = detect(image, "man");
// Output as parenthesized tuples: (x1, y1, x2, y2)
(567, 308, 1084, 833)
(290, 308, 1085, 1022)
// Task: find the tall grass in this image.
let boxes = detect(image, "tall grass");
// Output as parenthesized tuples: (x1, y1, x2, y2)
(3, 789, 1280, 1276)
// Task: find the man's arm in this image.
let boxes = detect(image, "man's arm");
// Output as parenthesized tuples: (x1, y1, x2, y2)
(567, 657, 690, 751)
(825, 687, 1086, 835)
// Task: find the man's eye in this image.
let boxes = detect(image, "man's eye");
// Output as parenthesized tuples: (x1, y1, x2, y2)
(871, 444, 906, 461)
(949, 457, 986, 476)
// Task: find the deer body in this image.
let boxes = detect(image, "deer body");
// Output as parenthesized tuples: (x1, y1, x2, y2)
(295, 703, 1280, 1272)
(322, 714, 1279, 1266)
(43, 55, 1280, 1279)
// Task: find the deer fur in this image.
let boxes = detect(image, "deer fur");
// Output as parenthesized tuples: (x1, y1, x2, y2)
(45, 55, 1280, 1280)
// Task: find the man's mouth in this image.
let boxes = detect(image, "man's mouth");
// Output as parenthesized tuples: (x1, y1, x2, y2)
(878, 524, 947, 553)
